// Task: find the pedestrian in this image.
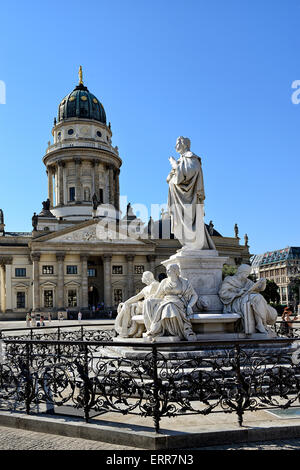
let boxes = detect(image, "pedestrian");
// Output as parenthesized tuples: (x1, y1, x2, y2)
(31, 313, 36, 327)
(26, 312, 31, 328)
(78, 311, 82, 323)
(47, 312, 52, 322)
(40, 315, 45, 327)
(279, 307, 293, 336)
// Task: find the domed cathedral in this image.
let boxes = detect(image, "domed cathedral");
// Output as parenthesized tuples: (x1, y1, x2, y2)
(0, 68, 251, 319)
(43, 66, 121, 224)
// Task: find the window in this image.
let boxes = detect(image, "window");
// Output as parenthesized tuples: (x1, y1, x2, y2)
(68, 289, 77, 307)
(16, 292, 25, 309)
(134, 265, 144, 274)
(114, 289, 123, 306)
(42, 265, 54, 275)
(67, 265, 78, 275)
(88, 268, 96, 277)
(15, 268, 26, 277)
(99, 188, 103, 204)
(69, 187, 75, 202)
(44, 290, 53, 308)
(112, 265, 123, 275)
(68, 128, 74, 135)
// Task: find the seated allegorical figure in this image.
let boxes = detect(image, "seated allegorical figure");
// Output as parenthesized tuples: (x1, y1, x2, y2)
(143, 263, 197, 341)
(114, 271, 159, 338)
(218, 264, 277, 334)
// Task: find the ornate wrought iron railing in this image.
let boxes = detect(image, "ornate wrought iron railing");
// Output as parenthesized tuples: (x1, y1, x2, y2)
(0, 323, 116, 342)
(1, 335, 300, 432)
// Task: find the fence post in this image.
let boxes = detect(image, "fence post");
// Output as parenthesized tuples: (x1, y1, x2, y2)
(25, 342, 31, 415)
(235, 343, 246, 427)
(152, 344, 160, 433)
(83, 343, 90, 423)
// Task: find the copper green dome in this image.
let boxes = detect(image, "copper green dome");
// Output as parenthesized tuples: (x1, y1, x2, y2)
(58, 82, 107, 124)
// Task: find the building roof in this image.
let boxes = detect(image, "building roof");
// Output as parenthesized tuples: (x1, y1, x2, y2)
(258, 247, 300, 266)
(57, 83, 106, 124)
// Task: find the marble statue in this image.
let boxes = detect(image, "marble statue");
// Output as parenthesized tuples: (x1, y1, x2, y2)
(219, 264, 277, 334)
(167, 136, 213, 250)
(143, 264, 197, 340)
(244, 233, 249, 247)
(115, 271, 159, 338)
(0, 209, 3, 225)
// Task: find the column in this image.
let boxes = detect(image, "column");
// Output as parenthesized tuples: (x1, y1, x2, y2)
(31, 253, 40, 312)
(126, 254, 135, 298)
(80, 254, 89, 309)
(103, 254, 112, 308)
(108, 164, 114, 206)
(56, 252, 65, 309)
(0, 262, 6, 313)
(92, 160, 100, 199)
(147, 255, 156, 277)
(57, 161, 65, 206)
(47, 166, 54, 208)
(74, 158, 82, 203)
(115, 168, 120, 211)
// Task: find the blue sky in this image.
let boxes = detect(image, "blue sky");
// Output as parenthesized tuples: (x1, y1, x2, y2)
(0, 0, 299, 255)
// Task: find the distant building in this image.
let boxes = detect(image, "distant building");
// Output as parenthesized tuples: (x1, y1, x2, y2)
(251, 247, 300, 306)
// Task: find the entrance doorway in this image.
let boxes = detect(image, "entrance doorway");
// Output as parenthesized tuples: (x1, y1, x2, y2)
(88, 286, 99, 309)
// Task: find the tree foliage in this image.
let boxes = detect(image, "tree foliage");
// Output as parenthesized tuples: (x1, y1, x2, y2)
(261, 279, 280, 304)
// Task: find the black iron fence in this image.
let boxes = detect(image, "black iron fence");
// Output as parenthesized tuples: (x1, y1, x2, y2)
(1, 333, 300, 432)
(0, 323, 116, 343)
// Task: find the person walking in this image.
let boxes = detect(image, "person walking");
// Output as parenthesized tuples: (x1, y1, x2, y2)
(279, 307, 293, 336)
(78, 311, 82, 323)
(26, 312, 31, 328)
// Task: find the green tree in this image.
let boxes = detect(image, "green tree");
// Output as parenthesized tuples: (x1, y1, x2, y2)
(222, 264, 237, 279)
(261, 279, 280, 304)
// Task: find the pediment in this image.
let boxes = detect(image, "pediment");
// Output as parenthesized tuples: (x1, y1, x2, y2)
(44, 222, 151, 246)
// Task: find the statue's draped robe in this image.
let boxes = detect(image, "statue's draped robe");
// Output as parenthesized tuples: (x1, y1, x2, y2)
(115, 281, 159, 338)
(143, 277, 196, 339)
(219, 275, 277, 332)
(167, 151, 214, 249)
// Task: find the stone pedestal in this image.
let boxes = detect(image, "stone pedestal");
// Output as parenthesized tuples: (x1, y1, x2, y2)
(162, 249, 228, 314)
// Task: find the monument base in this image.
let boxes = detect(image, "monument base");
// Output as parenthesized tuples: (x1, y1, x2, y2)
(162, 248, 228, 313)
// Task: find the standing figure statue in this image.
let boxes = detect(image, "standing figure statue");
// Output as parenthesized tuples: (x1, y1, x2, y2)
(115, 271, 159, 338)
(219, 264, 277, 334)
(32, 212, 38, 231)
(234, 223, 239, 238)
(143, 264, 197, 341)
(167, 136, 213, 250)
(0, 209, 4, 225)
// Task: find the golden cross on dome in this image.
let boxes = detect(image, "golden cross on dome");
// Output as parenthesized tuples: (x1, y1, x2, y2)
(78, 66, 83, 85)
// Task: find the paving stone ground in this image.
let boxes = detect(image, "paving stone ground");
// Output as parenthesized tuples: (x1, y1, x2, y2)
(0, 425, 142, 450)
(1, 425, 300, 450)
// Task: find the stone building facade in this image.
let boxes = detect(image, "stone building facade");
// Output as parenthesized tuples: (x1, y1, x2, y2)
(252, 247, 300, 306)
(0, 71, 251, 318)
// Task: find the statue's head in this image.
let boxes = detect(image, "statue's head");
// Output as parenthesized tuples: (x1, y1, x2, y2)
(142, 271, 155, 285)
(236, 264, 251, 280)
(176, 136, 191, 154)
(166, 263, 181, 279)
